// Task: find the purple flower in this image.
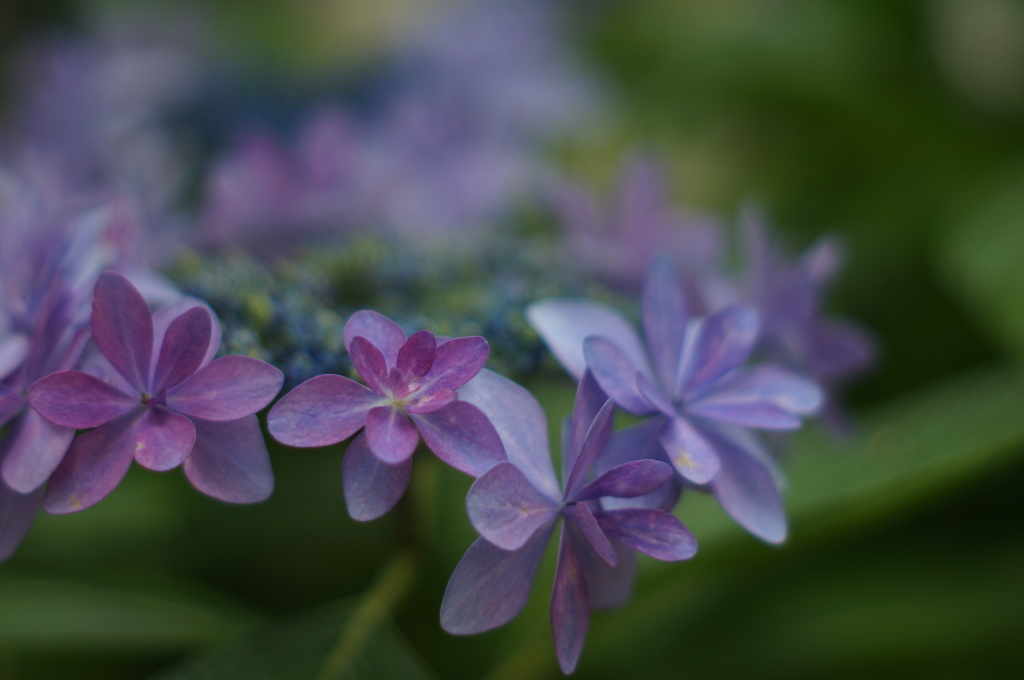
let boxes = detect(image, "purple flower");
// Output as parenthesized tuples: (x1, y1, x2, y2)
(527, 254, 822, 542)
(267, 310, 504, 521)
(28, 272, 283, 513)
(441, 370, 695, 674)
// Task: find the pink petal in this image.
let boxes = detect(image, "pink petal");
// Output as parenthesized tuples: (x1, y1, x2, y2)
(365, 405, 420, 464)
(1, 408, 75, 493)
(411, 400, 505, 477)
(349, 336, 390, 395)
(417, 336, 489, 393)
(151, 306, 212, 393)
(342, 432, 412, 521)
(29, 370, 138, 429)
(90, 272, 154, 393)
(396, 330, 436, 381)
(551, 527, 590, 675)
(184, 416, 273, 503)
(133, 407, 196, 471)
(467, 462, 560, 551)
(268, 374, 379, 447)
(405, 389, 457, 415)
(343, 310, 406, 365)
(166, 356, 283, 421)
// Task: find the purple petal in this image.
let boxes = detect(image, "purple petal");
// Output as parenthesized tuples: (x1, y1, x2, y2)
(90, 271, 154, 393)
(636, 371, 676, 417)
(808, 319, 875, 380)
(1, 408, 75, 493)
(659, 417, 721, 484)
(411, 401, 505, 477)
(709, 429, 787, 543)
(597, 418, 681, 512)
(526, 299, 650, 381)
(574, 460, 673, 502)
(133, 407, 196, 471)
(151, 307, 212, 393)
(268, 374, 379, 447)
(417, 336, 489, 393)
(342, 432, 413, 521)
(344, 310, 406, 365)
(349, 336, 390, 396)
(457, 370, 555, 495)
(151, 297, 222, 371)
(0, 334, 28, 381)
(642, 254, 689, 382)
(405, 389, 457, 414)
(0, 481, 43, 562)
(44, 410, 142, 514)
(583, 336, 657, 415)
(396, 331, 436, 381)
(676, 305, 759, 400)
(184, 416, 274, 503)
(441, 528, 553, 634)
(551, 527, 590, 675)
(563, 371, 608, 483)
(467, 462, 560, 550)
(565, 399, 615, 497)
(365, 405, 420, 464)
(596, 508, 697, 561)
(29, 370, 137, 429)
(564, 503, 617, 567)
(580, 540, 635, 610)
(688, 365, 822, 429)
(166, 356, 283, 421)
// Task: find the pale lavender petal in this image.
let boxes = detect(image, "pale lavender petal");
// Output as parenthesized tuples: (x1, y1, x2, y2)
(184, 416, 273, 503)
(583, 336, 656, 415)
(0, 334, 28, 381)
(467, 462, 559, 550)
(268, 374, 379, 447)
(151, 306, 212, 393)
(642, 254, 688, 382)
(688, 365, 822, 429)
(457, 370, 554, 494)
(396, 331, 435, 381)
(563, 371, 607, 483)
(597, 508, 697, 561)
(565, 399, 615, 497)
(44, 410, 142, 514)
(441, 527, 553, 634)
(29, 370, 137, 429)
(1, 408, 75, 493)
(405, 389, 456, 414)
(133, 407, 196, 471)
(91, 271, 154, 393)
(0, 482, 42, 562)
(526, 299, 650, 381)
(676, 305, 759, 400)
(411, 401, 505, 477)
(552, 527, 590, 675)
(417, 336, 489, 393)
(564, 503, 617, 567)
(166, 356, 283, 421)
(636, 372, 676, 417)
(151, 297, 222, 370)
(580, 540, 635, 610)
(344, 310, 406, 365)
(342, 432, 413, 521)
(659, 417, 721, 484)
(574, 460, 673, 502)
(348, 336, 390, 395)
(365, 406, 420, 464)
(709, 429, 787, 543)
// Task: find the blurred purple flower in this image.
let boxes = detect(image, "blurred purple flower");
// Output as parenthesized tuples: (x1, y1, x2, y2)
(528, 254, 822, 542)
(268, 310, 504, 521)
(441, 369, 695, 674)
(29, 272, 283, 513)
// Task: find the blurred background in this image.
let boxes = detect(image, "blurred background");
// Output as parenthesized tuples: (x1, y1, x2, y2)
(1, 0, 1023, 678)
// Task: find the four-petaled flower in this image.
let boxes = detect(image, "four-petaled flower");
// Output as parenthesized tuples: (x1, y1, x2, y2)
(441, 370, 696, 674)
(29, 272, 284, 513)
(268, 310, 504, 520)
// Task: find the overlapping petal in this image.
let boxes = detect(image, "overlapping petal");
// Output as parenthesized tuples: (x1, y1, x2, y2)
(676, 305, 759, 400)
(642, 254, 688, 381)
(184, 416, 274, 503)
(349, 336, 390, 395)
(151, 306, 212, 393)
(167, 356, 283, 421)
(659, 416, 721, 484)
(29, 370, 138, 429)
(597, 508, 697, 561)
(574, 460, 673, 502)
(268, 374, 380, 447)
(564, 503, 616, 567)
(341, 433, 413, 521)
(551, 528, 590, 675)
(688, 365, 821, 429)
(708, 429, 787, 544)
(396, 330, 435, 381)
(417, 336, 489, 393)
(365, 405, 420, 464)
(1, 408, 76, 493)
(90, 272, 154, 393)
(411, 400, 505, 477)
(583, 336, 655, 415)
(467, 462, 559, 551)
(133, 407, 196, 471)
(344, 310, 407, 365)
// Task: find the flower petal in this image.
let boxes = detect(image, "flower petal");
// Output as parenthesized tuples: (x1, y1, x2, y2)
(365, 405, 420, 464)
(552, 527, 590, 675)
(133, 407, 196, 471)
(405, 389, 456, 414)
(29, 370, 137, 429)
(1, 408, 75, 493)
(467, 462, 560, 551)
(151, 306, 212, 393)
(167, 356, 283, 421)
(688, 365, 822, 429)
(417, 336, 489, 393)
(676, 305, 759, 400)
(642, 253, 688, 382)
(526, 299, 649, 381)
(565, 399, 615, 498)
(90, 271, 154, 393)
(344, 310, 406, 365)
(0, 333, 28, 381)
(596, 508, 697, 561)
(574, 460, 674, 502)
(268, 374, 378, 447)
(44, 410, 142, 514)
(348, 336, 390, 395)
(151, 297, 222, 371)
(563, 371, 607, 484)
(0, 481, 43, 562)
(708, 429, 787, 544)
(564, 503, 617, 567)
(342, 432, 413, 521)
(184, 416, 274, 503)
(579, 540, 635, 610)
(583, 336, 657, 415)
(597, 418, 681, 512)
(441, 528, 553, 635)
(411, 401, 506, 477)
(396, 330, 435, 381)
(659, 417, 721, 484)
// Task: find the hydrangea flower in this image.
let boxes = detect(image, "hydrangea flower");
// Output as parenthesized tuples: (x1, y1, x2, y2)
(29, 272, 283, 513)
(441, 370, 696, 674)
(527, 254, 822, 542)
(268, 310, 504, 521)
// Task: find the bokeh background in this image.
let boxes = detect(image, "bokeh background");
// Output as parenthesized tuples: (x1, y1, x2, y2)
(2, 0, 1023, 678)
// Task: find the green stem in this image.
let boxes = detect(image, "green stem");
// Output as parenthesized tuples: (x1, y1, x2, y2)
(315, 549, 416, 680)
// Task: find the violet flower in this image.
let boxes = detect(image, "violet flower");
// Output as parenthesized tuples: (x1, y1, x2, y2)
(267, 310, 504, 521)
(441, 369, 695, 674)
(527, 254, 822, 542)
(29, 272, 283, 513)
